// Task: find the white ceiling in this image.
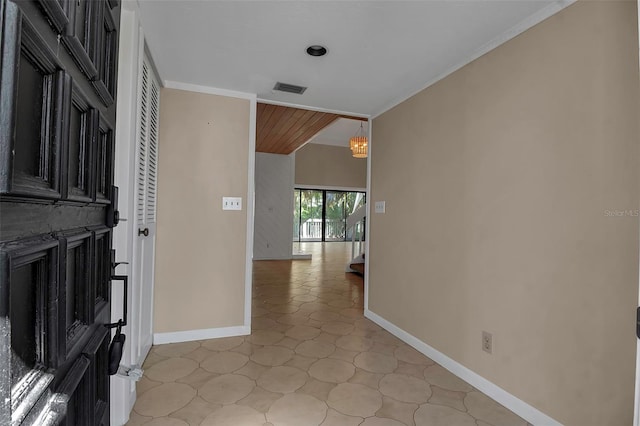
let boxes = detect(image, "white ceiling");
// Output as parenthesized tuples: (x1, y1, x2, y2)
(307, 118, 368, 148)
(136, 0, 568, 117)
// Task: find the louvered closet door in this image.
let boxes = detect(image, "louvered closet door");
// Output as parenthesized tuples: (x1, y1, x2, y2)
(132, 53, 160, 363)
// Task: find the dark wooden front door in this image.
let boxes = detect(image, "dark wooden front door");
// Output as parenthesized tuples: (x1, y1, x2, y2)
(0, 0, 121, 423)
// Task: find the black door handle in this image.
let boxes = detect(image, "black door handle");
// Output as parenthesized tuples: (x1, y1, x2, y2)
(138, 227, 149, 237)
(106, 275, 128, 375)
(107, 275, 128, 328)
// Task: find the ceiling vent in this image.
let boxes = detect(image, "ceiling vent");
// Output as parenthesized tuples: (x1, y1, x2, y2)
(273, 82, 307, 95)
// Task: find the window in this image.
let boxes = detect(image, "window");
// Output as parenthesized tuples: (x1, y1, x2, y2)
(293, 189, 365, 242)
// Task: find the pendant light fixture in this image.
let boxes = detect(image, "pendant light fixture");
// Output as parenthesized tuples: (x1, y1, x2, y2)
(350, 123, 368, 158)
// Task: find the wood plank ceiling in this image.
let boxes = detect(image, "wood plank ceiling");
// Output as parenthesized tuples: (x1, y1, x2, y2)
(256, 103, 365, 155)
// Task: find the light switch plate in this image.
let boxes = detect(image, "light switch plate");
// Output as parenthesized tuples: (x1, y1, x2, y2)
(375, 201, 386, 214)
(223, 197, 242, 210)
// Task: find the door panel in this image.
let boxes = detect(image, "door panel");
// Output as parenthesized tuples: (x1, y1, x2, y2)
(0, 0, 121, 423)
(132, 53, 159, 364)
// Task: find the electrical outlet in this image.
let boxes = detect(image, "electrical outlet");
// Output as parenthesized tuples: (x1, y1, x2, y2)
(222, 197, 242, 211)
(482, 331, 492, 354)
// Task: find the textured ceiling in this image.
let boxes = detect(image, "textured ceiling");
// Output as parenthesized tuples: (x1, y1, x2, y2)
(136, 0, 570, 117)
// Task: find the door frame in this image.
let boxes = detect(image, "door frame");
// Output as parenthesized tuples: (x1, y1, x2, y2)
(111, 3, 156, 424)
(633, 3, 640, 425)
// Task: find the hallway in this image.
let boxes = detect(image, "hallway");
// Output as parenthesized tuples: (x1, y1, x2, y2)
(127, 243, 528, 425)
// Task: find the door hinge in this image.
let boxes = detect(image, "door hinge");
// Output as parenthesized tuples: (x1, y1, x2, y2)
(636, 307, 640, 339)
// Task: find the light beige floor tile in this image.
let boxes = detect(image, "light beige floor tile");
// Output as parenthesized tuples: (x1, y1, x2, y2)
(309, 311, 343, 323)
(321, 408, 363, 426)
(465, 391, 528, 426)
(199, 374, 255, 404)
(145, 357, 198, 383)
(354, 319, 382, 331)
(201, 336, 244, 351)
(276, 336, 301, 349)
(266, 393, 328, 426)
(285, 354, 318, 370)
(182, 346, 215, 363)
(372, 331, 403, 346)
(428, 386, 467, 412)
(349, 368, 384, 389)
(379, 373, 432, 403)
(394, 361, 426, 379)
(264, 296, 293, 305)
(200, 351, 249, 373)
(250, 345, 295, 366)
(354, 352, 398, 374)
(257, 366, 308, 393)
(235, 360, 270, 380)
(328, 299, 353, 308)
(167, 396, 221, 425)
(136, 376, 162, 397)
(251, 316, 280, 330)
(414, 403, 477, 426)
(175, 367, 217, 390)
(134, 383, 196, 417)
(247, 329, 285, 346)
(237, 386, 283, 413)
(339, 307, 364, 319)
(268, 304, 300, 314)
(231, 341, 262, 356)
(126, 410, 152, 426)
(376, 396, 419, 426)
(335, 335, 374, 352)
(293, 294, 318, 302)
(423, 365, 473, 392)
(315, 332, 339, 344)
(370, 342, 398, 355)
(328, 347, 359, 363)
(309, 358, 356, 383)
(143, 418, 188, 426)
(327, 383, 383, 418)
(276, 313, 310, 326)
(295, 340, 336, 358)
(142, 351, 168, 369)
(394, 345, 434, 365)
(321, 321, 355, 336)
(296, 378, 337, 402)
(362, 417, 406, 426)
(200, 404, 266, 426)
(286, 324, 322, 340)
(251, 306, 270, 317)
(153, 341, 200, 358)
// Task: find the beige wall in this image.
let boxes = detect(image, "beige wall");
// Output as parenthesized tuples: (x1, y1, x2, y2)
(369, 2, 639, 425)
(295, 143, 367, 188)
(154, 88, 250, 333)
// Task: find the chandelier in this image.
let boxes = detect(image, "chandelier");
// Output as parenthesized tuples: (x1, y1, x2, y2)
(350, 123, 368, 158)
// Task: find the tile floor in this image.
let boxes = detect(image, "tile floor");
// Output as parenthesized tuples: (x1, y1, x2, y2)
(126, 242, 529, 426)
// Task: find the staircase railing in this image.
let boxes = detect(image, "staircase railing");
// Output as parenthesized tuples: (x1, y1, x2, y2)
(346, 204, 366, 270)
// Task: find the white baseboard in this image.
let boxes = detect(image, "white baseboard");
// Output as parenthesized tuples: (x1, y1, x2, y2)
(253, 255, 294, 261)
(153, 325, 250, 345)
(364, 309, 561, 426)
(292, 254, 312, 260)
